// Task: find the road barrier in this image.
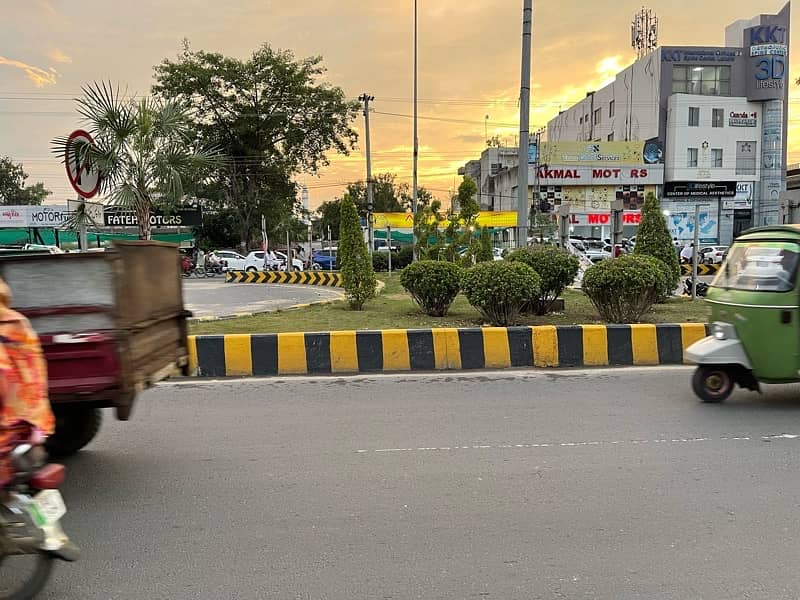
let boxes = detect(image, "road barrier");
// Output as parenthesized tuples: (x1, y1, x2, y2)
(680, 263, 720, 276)
(225, 270, 342, 286)
(188, 323, 710, 377)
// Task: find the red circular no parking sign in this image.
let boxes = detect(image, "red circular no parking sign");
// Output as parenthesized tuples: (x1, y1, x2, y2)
(64, 129, 101, 199)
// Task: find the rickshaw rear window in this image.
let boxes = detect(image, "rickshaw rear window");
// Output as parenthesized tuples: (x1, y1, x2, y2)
(712, 241, 800, 292)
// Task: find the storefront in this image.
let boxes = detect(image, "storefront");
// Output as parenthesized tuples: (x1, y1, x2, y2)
(534, 141, 664, 239)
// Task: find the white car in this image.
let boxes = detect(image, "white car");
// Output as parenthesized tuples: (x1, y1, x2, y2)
(700, 245, 729, 264)
(492, 248, 505, 261)
(209, 250, 247, 271)
(244, 250, 304, 272)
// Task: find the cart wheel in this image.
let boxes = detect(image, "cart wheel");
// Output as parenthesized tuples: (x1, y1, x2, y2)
(692, 366, 734, 403)
(45, 406, 103, 457)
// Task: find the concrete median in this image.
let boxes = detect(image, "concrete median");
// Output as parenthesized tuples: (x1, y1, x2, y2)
(188, 323, 709, 377)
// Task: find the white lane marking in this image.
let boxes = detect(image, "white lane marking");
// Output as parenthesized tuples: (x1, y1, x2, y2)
(356, 434, 800, 454)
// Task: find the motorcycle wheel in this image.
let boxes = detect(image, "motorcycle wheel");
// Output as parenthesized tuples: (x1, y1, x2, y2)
(193, 267, 206, 278)
(0, 553, 54, 600)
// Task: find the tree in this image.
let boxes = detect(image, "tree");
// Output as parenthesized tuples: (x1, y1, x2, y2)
(338, 193, 376, 310)
(345, 173, 404, 216)
(633, 192, 680, 295)
(316, 199, 342, 240)
(476, 226, 493, 262)
(52, 82, 218, 239)
(153, 41, 359, 249)
(0, 156, 51, 205)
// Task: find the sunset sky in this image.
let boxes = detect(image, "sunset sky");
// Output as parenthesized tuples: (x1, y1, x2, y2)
(1, 0, 798, 209)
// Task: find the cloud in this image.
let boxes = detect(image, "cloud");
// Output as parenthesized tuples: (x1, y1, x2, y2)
(0, 55, 59, 86)
(46, 49, 72, 64)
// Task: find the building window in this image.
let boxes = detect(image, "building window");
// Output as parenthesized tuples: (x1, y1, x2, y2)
(736, 141, 757, 175)
(579, 116, 583, 124)
(607, 132, 614, 141)
(593, 108, 602, 125)
(712, 148, 723, 168)
(609, 100, 615, 118)
(712, 108, 724, 128)
(672, 65, 732, 96)
(688, 107, 700, 127)
(687, 147, 698, 168)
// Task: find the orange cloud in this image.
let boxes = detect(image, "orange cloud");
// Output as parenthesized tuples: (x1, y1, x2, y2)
(47, 49, 72, 64)
(0, 55, 58, 87)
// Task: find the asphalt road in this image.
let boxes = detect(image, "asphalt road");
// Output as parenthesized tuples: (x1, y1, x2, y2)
(42, 369, 800, 599)
(182, 277, 342, 318)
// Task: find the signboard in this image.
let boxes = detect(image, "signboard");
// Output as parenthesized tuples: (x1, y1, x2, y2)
(729, 111, 758, 127)
(535, 165, 663, 186)
(662, 200, 719, 242)
(0, 206, 27, 228)
(660, 46, 738, 63)
(664, 181, 737, 198)
(27, 205, 71, 227)
(539, 141, 656, 166)
(568, 211, 641, 226)
(67, 199, 104, 225)
(64, 130, 101, 199)
(527, 141, 538, 165)
(103, 207, 203, 228)
(744, 4, 789, 102)
(538, 185, 657, 212)
(373, 211, 518, 230)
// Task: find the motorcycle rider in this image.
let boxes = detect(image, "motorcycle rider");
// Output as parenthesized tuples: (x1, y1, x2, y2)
(0, 276, 54, 486)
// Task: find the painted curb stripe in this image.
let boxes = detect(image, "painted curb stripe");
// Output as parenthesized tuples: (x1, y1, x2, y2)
(458, 329, 486, 370)
(191, 324, 713, 376)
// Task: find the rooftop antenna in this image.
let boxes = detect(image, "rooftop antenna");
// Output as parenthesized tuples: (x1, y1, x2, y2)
(631, 7, 658, 59)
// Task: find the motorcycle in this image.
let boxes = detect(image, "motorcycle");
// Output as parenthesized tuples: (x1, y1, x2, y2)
(684, 277, 709, 297)
(1, 422, 79, 600)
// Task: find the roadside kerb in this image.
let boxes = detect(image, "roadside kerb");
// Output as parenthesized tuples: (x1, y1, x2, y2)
(188, 323, 709, 377)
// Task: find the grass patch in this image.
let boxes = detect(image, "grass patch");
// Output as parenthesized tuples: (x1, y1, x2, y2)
(189, 273, 710, 335)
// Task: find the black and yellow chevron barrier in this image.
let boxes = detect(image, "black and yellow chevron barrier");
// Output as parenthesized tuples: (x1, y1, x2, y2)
(680, 263, 720, 276)
(188, 323, 709, 377)
(225, 270, 342, 286)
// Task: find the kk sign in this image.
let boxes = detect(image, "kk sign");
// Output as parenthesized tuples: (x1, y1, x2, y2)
(744, 7, 790, 102)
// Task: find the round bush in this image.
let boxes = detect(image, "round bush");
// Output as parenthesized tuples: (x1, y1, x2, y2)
(461, 261, 541, 326)
(636, 254, 672, 299)
(400, 260, 464, 317)
(372, 252, 389, 272)
(582, 254, 663, 323)
(506, 246, 579, 314)
(394, 247, 414, 269)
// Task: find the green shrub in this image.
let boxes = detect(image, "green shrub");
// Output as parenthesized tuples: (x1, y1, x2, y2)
(400, 260, 463, 317)
(394, 247, 414, 269)
(339, 194, 376, 310)
(372, 252, 389, 272)
(461, 261, 541, 326)
(475, 227, 493, 262)
(637, 254, 673, 299)
(633, 193, 680, 295)
(506, 245, 579, 314)
(582, 254, 663, 323)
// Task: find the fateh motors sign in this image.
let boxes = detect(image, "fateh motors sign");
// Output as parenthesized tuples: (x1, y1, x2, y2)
(373, 211, 518, 229)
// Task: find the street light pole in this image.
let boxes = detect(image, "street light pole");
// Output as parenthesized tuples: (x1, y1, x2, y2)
(359, 93, 375, 255)
(517, 0, 533, 249)
(412, 0, 419, 261)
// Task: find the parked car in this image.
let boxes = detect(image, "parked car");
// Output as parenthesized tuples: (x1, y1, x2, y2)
(274, 251, 304, 271)
(583, 241, 612, 263)
(700, 245, 729, 264)
(312, 249, 337, 270)
(209, 249, 246, 271)
(492, 248, 504, 261)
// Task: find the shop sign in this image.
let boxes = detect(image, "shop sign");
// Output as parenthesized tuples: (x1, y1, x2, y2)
(536, 165, 663, 185)
(664, 181, 737, 198)
(538, 141, 662, 166)
(729, 111, 758, 127)
(103, 206, 203, 228)
(568, 211, 641, 226)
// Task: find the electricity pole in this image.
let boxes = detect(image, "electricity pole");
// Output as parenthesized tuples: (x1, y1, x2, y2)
(412, 0, 419, 260)
(517, 0, 533, 248)
(359, 93, 375, 255)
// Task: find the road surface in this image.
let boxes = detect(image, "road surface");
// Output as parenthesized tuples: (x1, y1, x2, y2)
(44, 369, 800, 599)
(183, 277, 342, 319)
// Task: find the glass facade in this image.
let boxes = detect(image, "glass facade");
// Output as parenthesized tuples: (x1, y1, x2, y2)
(672, 65, 732, 96)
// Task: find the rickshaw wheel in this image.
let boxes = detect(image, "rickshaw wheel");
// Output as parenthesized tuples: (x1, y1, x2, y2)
(692, 366, 734, 403)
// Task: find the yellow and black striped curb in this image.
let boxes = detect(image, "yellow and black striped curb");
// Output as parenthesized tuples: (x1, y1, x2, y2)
(187, 323, 710, 377)
(225, 270, 342, 286)
(680, 263, 720, 276)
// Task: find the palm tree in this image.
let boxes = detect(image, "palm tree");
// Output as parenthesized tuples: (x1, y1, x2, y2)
(53, 82, 219, 240)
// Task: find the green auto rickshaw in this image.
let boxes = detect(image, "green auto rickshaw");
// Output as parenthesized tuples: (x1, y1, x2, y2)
(686, 224, 800, 402)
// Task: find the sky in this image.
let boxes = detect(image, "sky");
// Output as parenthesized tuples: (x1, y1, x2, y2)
(0, 0, 798, 210)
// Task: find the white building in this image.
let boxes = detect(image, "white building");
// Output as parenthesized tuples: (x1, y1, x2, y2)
(544, 3, 790, 244)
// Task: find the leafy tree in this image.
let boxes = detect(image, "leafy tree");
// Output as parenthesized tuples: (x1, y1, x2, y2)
(193, 207, 242, 250)
(339, 193, 376, 310)
(633, 192, 680, 295)
(316, 199, 342, 240)
(52, 82, 218, 239)
(0, 156, 51, 205)
(475, 226, 493, 262)
(345, 173, 404, 216)
(153, 41, 359, 249)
